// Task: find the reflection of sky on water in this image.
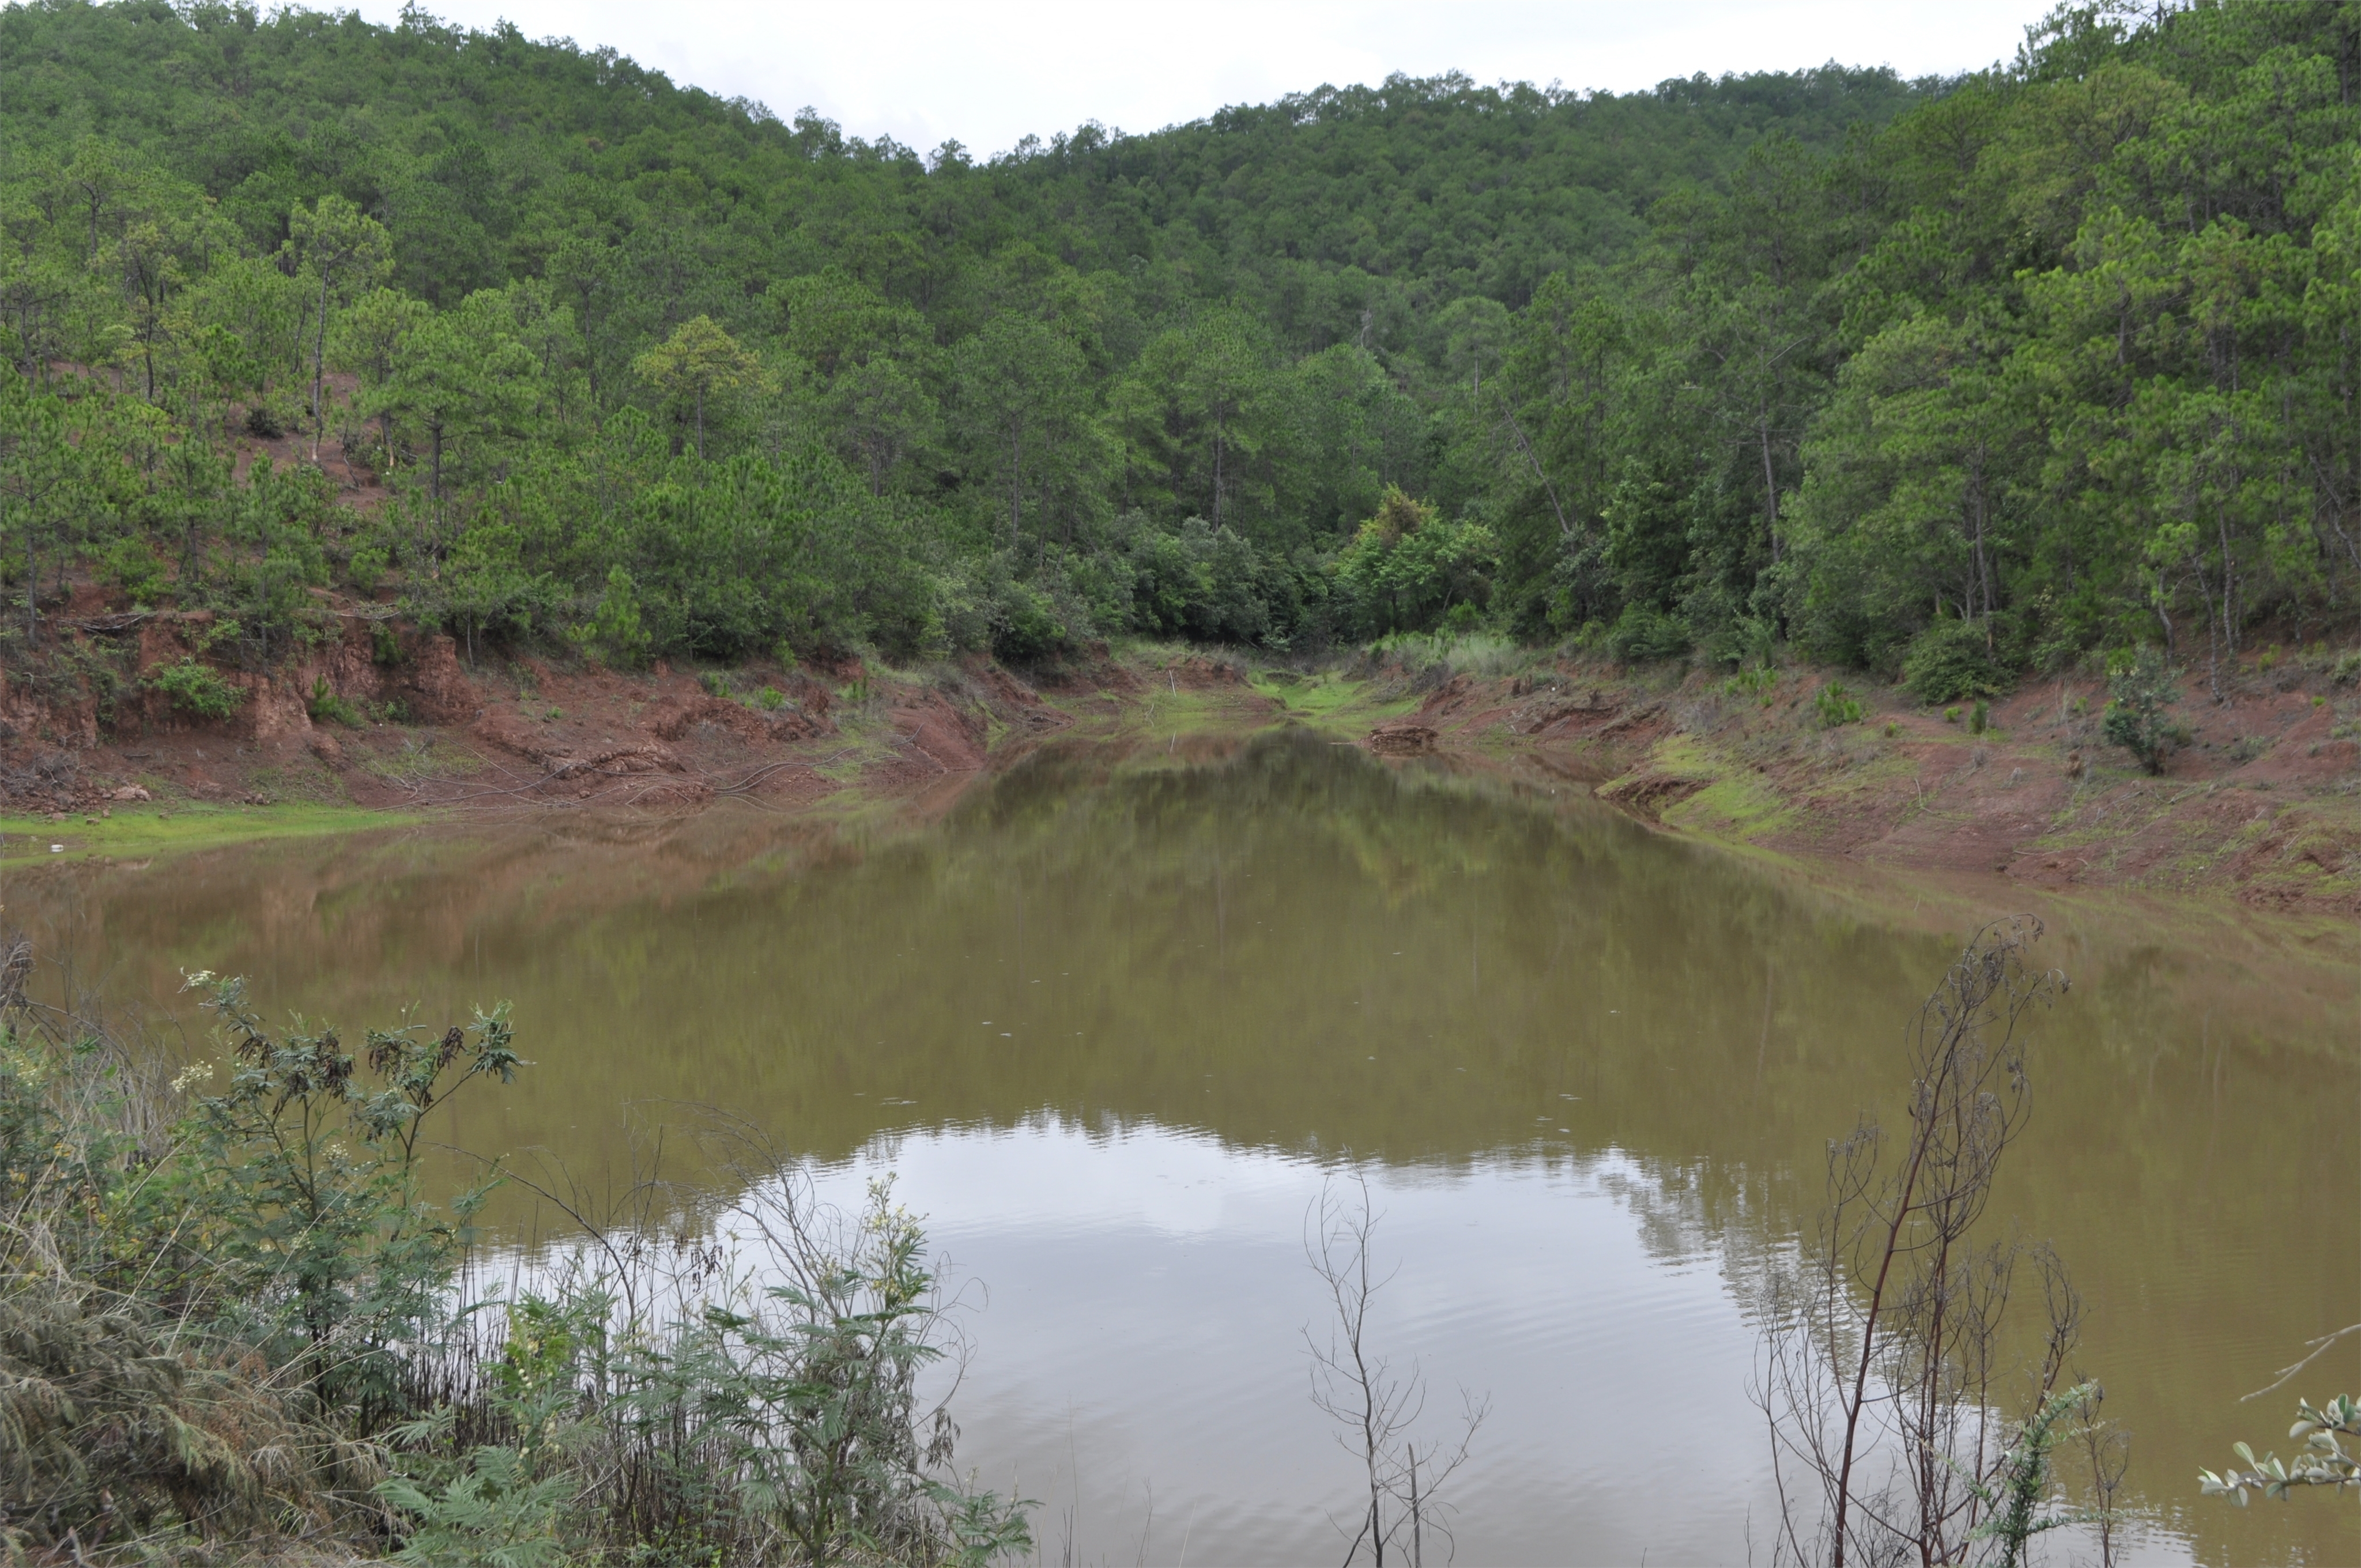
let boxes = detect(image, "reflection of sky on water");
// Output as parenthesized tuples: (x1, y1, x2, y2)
(18, 731, 2344, 1564)
(775, 1118, 2195, 1567)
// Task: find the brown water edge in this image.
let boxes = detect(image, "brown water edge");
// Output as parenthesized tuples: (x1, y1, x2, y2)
(12, 726, 2356, 1564)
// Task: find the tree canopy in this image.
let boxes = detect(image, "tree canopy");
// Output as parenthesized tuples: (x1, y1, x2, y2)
(0, 0, 2352, 673)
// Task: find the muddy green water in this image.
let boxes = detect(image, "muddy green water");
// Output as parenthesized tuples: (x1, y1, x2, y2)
(15, 729, 2356, 1565)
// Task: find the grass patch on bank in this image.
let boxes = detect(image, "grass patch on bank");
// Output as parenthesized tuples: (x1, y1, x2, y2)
(1667, 767, 1801, 841)
(0, 801, 414, 863)
(1598, 734, 1801, 843)
(355, 732, 481, 787)
(1128, 686, 1269, 738)
(1247, 669, 1420, 730)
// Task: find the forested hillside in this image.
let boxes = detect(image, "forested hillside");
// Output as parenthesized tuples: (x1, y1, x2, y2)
(0, 0, 2355, 704)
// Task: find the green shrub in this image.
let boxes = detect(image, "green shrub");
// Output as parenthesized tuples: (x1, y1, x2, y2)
(348, 541, 391, 592)
(1604, 602, 1689, 664)
(1815, 683, 1865, 727)
(1336, 488, 1499, 637)
(189, 615, 242, 654)
(1902, 619, 2011, 705)
(568, 567, 651, 668)
(372, 620, 403, 665)
(1968, 699, 1990, 735)
(2102, 646, 2178, 773)
(756, 685, 787, 711)
(308, 676, 364, 728)
(179, 975, 522, 1403)
(100, 537, 168, 605)
(0, 965, 526, 1554)
(991, 580, 1070, 662)
(1722, 665, 1779, 707)
(7, 943, 1040, 1567)
(699, 669, 734, 699)
(149, 658, 246, 719)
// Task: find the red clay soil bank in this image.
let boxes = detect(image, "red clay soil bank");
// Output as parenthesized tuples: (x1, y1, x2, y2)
(0, 621, 1079, 819)
(3, 606, 2350, 913)
(1361, 654, 2361, 913)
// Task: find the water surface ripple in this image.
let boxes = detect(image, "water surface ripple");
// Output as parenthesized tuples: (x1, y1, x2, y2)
(21, 729, 2354, 1565)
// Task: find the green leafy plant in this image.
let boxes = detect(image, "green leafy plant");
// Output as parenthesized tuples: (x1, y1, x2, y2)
(569, 566, 651, 669)
(100, 536, 169, 605)
(349, 541, 392, 592)
(990, 579, 1069, 662)
(1722, 664, 1779, 707)
(178, 971, 520, 1408)
(308, 675, 364, 728)
(1962, 1383, 2101, 1567)
(756, 685, 787, 711)
(379, 1440, 574, 1567)
(1337, 489, 1500, 639)
(372, 620, 404, 666)
(2, 943, 1035, 1566)
(378, 1295, 592, 1567)
(700, 668, 734, 699)
(0, 953, 528, 1558)
(149, 657, 247, 719)
(627, 1179, 1033, 1566)
(2102, 646, 2178, 774)
(2202, 1393, 2360, 1503)
(1602, 602, 1689, 664)
(1815, 683, 1865, 727)
(191, 616, 245, 655)
(1902, 618, 2011, 705)
(1968, 699, 1989, 735)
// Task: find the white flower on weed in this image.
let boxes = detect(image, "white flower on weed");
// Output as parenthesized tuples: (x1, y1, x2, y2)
(178, 968, 215, 992)
(170, 1061, 215, 1093)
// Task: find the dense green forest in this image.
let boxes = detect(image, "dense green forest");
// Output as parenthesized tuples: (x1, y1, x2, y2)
(0, 0, 2355, 702)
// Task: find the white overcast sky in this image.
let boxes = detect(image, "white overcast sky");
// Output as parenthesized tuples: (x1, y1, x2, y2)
(353, 1, 2061, 160)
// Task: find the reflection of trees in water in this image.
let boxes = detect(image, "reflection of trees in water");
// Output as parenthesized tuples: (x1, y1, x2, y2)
(9, 726, 2353, 1562)
(15, 724, 2348, 1224)
(1753, 921, 2100, 1568)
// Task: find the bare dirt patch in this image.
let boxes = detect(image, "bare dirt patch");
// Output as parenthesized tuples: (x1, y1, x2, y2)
(1352, 648, 2361, 913)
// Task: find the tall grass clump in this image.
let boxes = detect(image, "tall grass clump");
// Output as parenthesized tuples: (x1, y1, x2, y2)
(1366, 630, 1529, 681)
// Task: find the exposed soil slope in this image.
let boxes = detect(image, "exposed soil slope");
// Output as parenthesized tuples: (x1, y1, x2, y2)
(1356, 653, 2361, 913)
(0, 615, 1278, 834)
(4, 601, 2351, 914)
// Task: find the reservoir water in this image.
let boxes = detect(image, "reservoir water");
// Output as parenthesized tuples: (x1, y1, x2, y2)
(17, 728, 2355, 1565)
